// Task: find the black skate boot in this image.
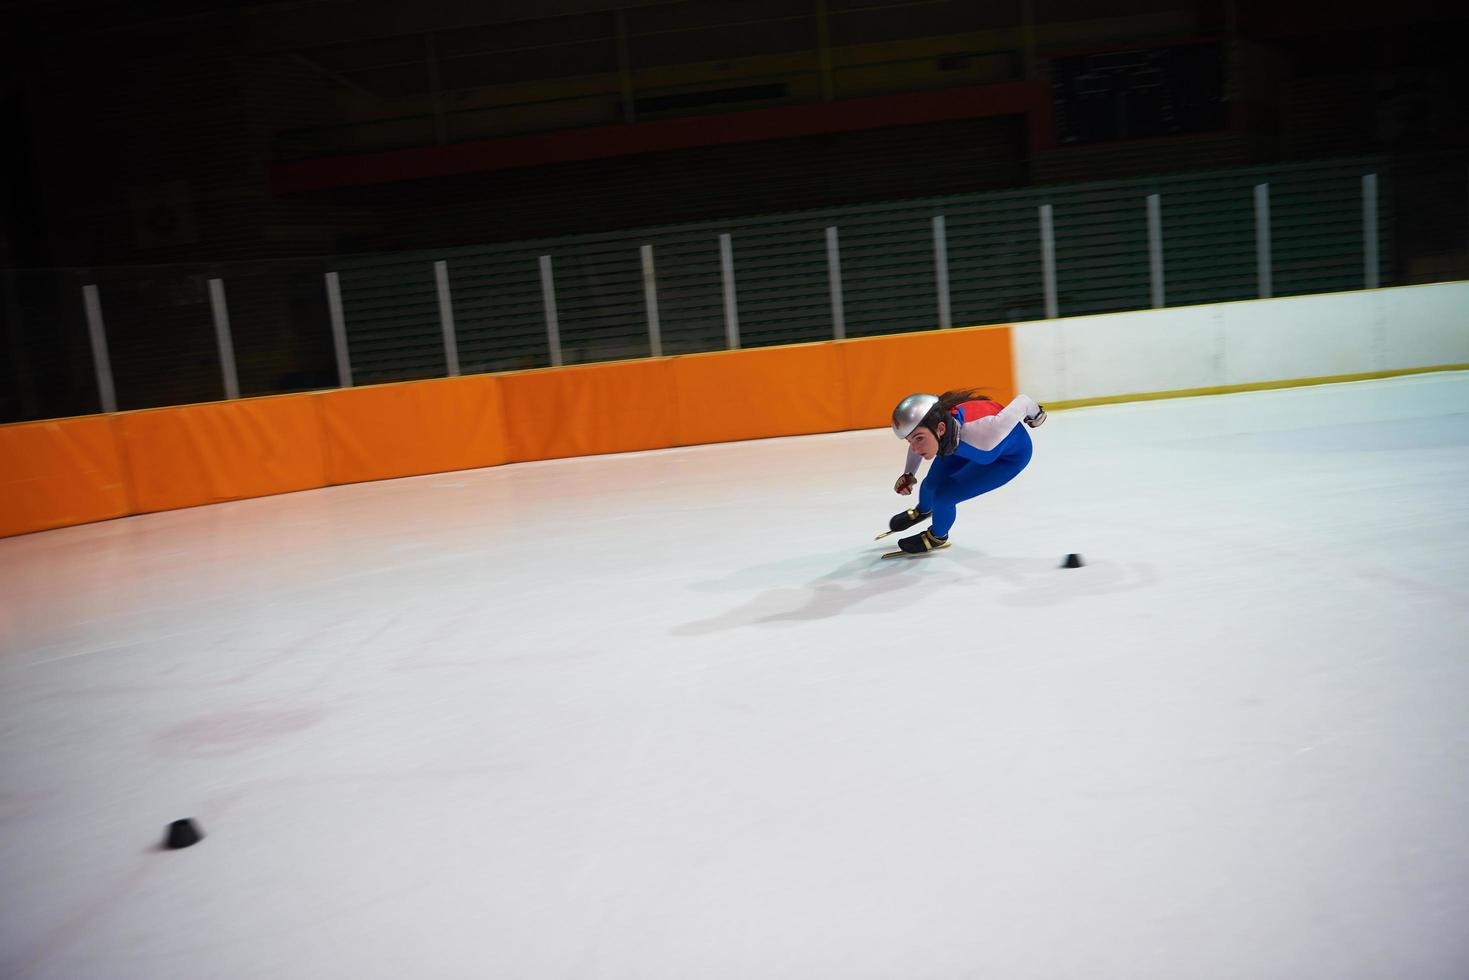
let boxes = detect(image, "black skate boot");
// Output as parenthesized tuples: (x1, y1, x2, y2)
(882, 529, 950, 559)
(889, 507, 931, 532)
(875, 507, 931, 540)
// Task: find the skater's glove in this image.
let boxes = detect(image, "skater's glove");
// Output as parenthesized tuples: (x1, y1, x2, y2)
(1024, 406, 1047, 429)
(894, 472, 917, 495)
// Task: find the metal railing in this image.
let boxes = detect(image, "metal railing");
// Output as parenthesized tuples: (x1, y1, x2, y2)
(4, 152, 1465, 425)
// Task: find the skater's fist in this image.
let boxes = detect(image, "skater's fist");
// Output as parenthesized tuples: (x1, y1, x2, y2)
(894, 472, 917, 495)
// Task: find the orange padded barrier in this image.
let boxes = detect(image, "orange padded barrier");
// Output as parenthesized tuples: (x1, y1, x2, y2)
(116, 395, 328, 514)
(836, 325, 1015, 430)
(1, 325, 1019, 537)
(498, 358, 676, 462)
(316, 375, 507, 485)
(671, 342, 848, 445)
(0, 416, 129, 537)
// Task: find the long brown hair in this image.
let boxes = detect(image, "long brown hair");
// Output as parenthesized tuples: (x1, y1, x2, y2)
(919, 388, 996, 433)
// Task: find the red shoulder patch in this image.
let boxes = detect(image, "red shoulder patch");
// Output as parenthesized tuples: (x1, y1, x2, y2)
(958, 399, 1003, 420)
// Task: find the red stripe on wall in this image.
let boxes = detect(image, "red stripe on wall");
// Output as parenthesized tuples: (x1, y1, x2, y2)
(271, 81, 1052, 194)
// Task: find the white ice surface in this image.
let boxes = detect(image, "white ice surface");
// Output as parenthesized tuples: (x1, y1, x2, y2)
(2, 372, 1469, 980)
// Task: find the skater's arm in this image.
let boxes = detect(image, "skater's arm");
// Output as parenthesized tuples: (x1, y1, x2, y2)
(894, 446, 923, 493)
(957, 394, 1042, 452)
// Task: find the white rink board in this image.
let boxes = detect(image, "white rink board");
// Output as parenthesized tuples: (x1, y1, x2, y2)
(2, 373, 1469, 980)
(1012, 280, 1469, 402)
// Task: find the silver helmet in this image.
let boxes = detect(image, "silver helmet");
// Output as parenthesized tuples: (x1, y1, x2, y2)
(891, 393, 939, 439)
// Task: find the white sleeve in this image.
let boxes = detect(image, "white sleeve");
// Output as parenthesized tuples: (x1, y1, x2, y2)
(958, 394, 1041, 453)
(903, 446, 923, 476)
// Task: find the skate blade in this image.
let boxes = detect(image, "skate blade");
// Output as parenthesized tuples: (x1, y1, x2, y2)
(881, 541, 951, 559)
(874, 528, 897, 540)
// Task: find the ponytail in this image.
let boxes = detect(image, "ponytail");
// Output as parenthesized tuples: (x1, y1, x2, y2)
(918, 388, 996, 434)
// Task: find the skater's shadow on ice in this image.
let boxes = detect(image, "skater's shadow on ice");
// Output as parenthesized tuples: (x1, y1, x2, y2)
(672, 550, 1159, 634)
(935, 550, 1159, 607)
(976, 555, 1160, 607)
(671, 551, 922, 635)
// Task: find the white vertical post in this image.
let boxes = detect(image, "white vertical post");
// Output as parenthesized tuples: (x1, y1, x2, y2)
(719, 233, 740, 350)
(325, 271, 352, 388)
(932, 215, 952, 329)
(433, 260, 460, 376)
(538, 255, 563, 367)
(81, 284, 117, 413)
(1362, 173, 1379, 290)
(1146, 193, 1165, 309)
(826, 226, 845, 340)
(1039, 204, 1058, 319)
(640, 244, 662, 357)
(207, 277, 240, 399)
(1254, 182, 1273, 299)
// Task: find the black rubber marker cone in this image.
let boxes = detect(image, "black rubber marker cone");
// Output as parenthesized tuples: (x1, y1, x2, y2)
(164, 819, 204, 849)
(1062, 553, 1084, 569)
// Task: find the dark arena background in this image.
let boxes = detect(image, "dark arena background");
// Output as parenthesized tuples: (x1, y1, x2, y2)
(2, 2, 1468, 978)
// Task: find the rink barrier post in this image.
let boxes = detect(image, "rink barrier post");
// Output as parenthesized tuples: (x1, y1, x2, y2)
(82, 283, 118, 413)
(325, 271, 353, 388)
(720, 233, 740, 349)
(826, 226, 846, 340)
(433, 260, 461, 377)
(1362, 174, 1379, 290)
(1146, 194, 1165, 309)
(539, 255, 564, 368)
(1254, 183, 1272, 299)
(933, 215, 952, 329)
(207, 278, 241, 400)
(1039, 204, 1058, 319)
(640, 244, 663, 358)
